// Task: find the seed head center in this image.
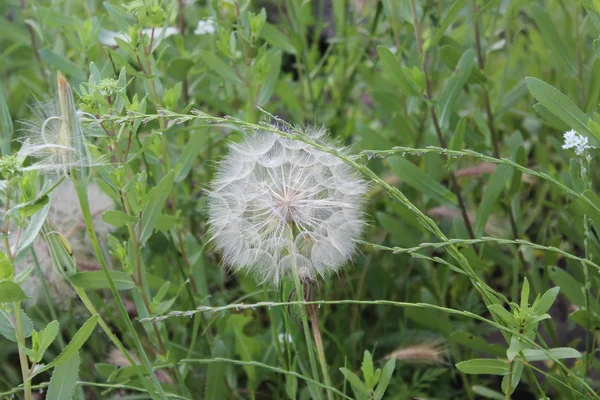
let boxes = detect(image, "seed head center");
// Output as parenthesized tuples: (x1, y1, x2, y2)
(273, 189, 300, 221)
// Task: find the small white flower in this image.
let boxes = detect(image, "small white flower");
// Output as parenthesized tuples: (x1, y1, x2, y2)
(562, 129, 594, 156)
(207, 125, 368, 286)
(194, 19, 216, 35)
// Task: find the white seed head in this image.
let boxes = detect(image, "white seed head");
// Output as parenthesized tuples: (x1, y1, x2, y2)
(206, 126, 368, 286)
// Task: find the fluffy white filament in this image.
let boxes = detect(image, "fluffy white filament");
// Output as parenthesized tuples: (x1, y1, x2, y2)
(207, 126, 367, 286)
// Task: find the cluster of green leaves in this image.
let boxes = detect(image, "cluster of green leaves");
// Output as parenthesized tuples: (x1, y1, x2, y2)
(1, 0, 600, 399)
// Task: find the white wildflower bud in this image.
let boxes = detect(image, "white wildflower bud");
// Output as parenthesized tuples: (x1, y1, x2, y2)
(207, 126, 368, 286)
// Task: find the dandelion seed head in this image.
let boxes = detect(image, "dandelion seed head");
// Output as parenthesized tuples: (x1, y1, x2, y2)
(562, 129, 594, 156)
(207, 126, 368, 286)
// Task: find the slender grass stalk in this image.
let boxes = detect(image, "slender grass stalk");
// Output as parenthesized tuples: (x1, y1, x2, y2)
(308, 301, 334, 400)
(72, 181, 168, 400)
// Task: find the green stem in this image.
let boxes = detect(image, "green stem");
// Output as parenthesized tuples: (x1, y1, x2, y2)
(290, 262, 323, 400)
(308, 302, 334, 400)
(73, 182, 167, 400)
(13, 302, 32, 400)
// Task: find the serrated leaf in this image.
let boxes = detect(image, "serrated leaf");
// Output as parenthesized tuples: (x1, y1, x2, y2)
(46, 351, 80, 400)
(455, 358, 510, 375)
(523, 347, 582, 362)
(68, 271, 135, 290)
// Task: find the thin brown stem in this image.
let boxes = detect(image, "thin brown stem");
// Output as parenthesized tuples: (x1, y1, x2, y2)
(408, 0, 479, 252)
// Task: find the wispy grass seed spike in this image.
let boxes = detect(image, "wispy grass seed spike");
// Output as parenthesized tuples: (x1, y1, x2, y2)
(207, 125, 368, 286)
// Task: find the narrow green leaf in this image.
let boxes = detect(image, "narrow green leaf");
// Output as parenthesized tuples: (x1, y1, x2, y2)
(532, 286, 560, 316)
(39, 49, 86, 81)
(175, 128, 209, 182)
(376, 46, 421, 97)
(529, 4, 577, 74)
(450, 332, 505, 358)
(523, 347, 582, 362)
(200, 51, 243, 86)
(0, 82, 12, 156)
(139, 171, 175, 245)
(102, 210, 138, 228)
(340, 367, 369, 396)
(15, 202, 51, 259)
(260, 23, 297, 54)
(430, 0, 465, 48)
(548, 266, 586, 307)
(32, 315, 99, 377)
(69, 271, 135, 290)
(455, 358, 510, 375)
(449, 116, 467, 151)
(388, 156, 457, 206)
(526, 77, 599, 144)
(0, 281, 28, 303)
(437, 49, 475, 129)
(374, 357, 395, 400)
(205, 341, 228, 399)
(487, 304, 516, 329)
(474, 165, 512, 237)
(569, 309, 600, 330)
(46, 351, 80, 400)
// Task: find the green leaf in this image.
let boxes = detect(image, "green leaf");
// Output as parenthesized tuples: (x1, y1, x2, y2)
(260, 23, 297, 54)
(374, 357, 395, 400)
(455, 358, 510, 375)
(102, 210, 138, 228)
(200, 51, 243, 86)
(388, 156, 457, 206)
(24, 320, 59, 363)
(0, 251, 13, 280)
(340, 367, 369, 398)
(548, 266, 585, 307)
(46, 351, 80, 400)
(529, 4, 577, 74)
(361, 351, 379, 390)
(39, 49, 86, 82)
(532, 286, 560, 316)
(429, 0, 465, 48)
(0, 82, 12, 156)
(69, 271, 135, 290)
(15, 202, 51, 259)
(32, 315, 99, 377)
(175, 128, 209, 182)
(520, 277, 530, 309)
(571, 310, 600, 332)
(474, 165, 512, 237)
(376, 46, 421, 97)
(487, 304, 516, 329)
(257, 50, 282, 107)
(0, 309, 33, 342)
(449, 116, 467, 151)
(205, 341, 228, 399)
(450, 332, 505, 358)
(437, 49, 475, 129)
(526, 77, 599, 145)
(226, 315, 263, 391)
(523, 347, 581, 362)
(139, 171, 175, 245)
(0, 281, 28, 303)
(472, 385, 505, 400)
